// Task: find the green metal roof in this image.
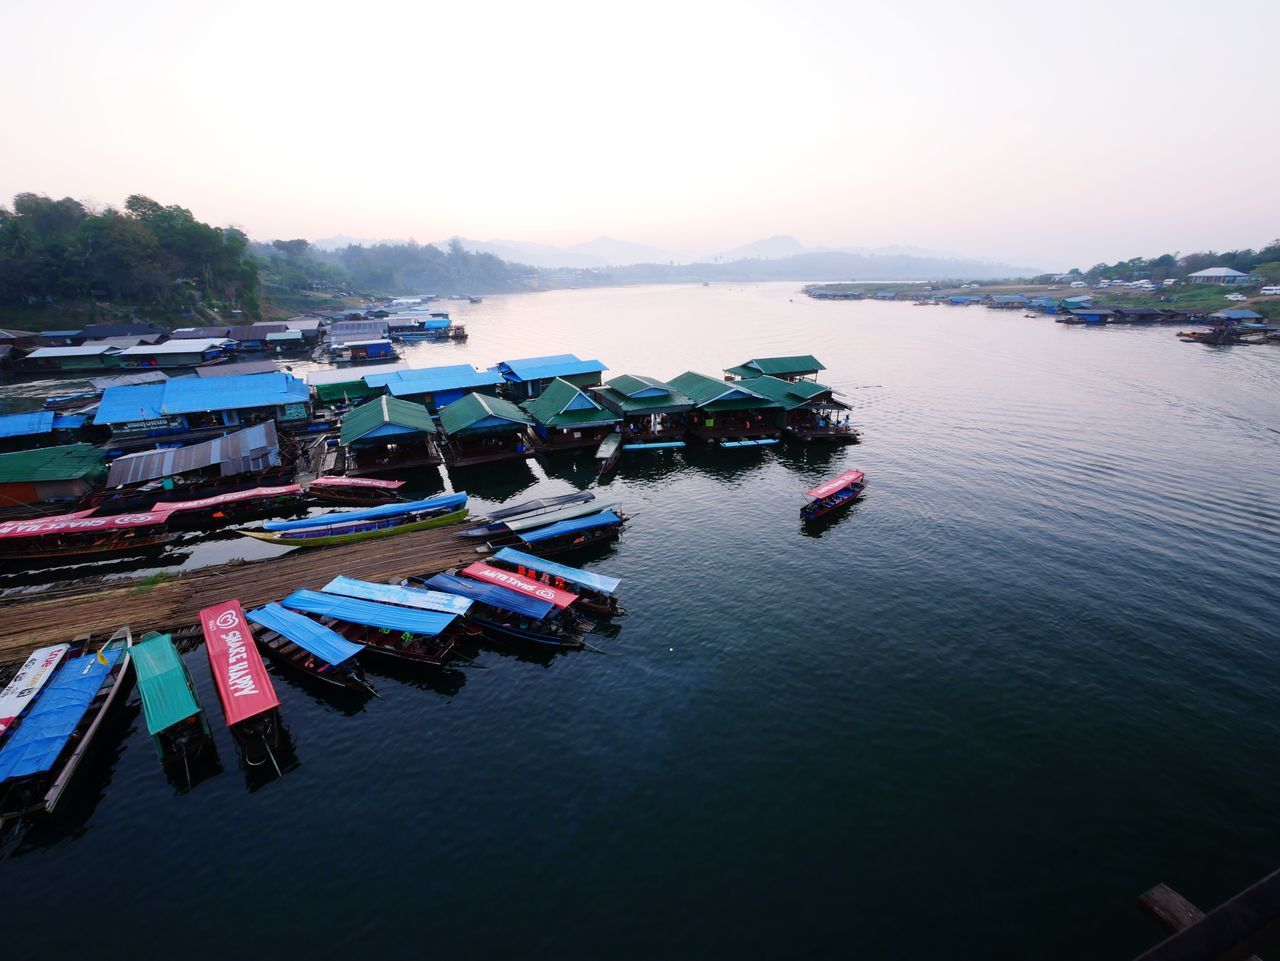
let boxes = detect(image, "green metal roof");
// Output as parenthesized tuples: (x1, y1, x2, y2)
(314, 380, 380, 404)
(521, 378, 619, 429)
(668, 371, 780, 412)
(735, 374, 838, 411)
(131, 633, 201, 735)
(340, 395, 437, 445)
(591, 374, 694, 416)
(438, 391, 534, 435)
(0, 443, 105, 485)
(724, 355, 826, 379)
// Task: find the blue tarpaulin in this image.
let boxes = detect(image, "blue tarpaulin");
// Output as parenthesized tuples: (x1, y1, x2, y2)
(281, 589, 459, 636)
(0, 411, 55, 439)
(95, 374, 308, 424)
(0, 648, 122, 782)
(247, 602, 364, 665)
(263, 492, 467, 531)
(491, 547, 620, 595)
(518, 510, 622, 544)
(322, 575, 472, 615)
(421, 572, 554, 620)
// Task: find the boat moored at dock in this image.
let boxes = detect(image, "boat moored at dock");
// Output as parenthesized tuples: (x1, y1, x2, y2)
(801, 469, 866, 523)
(238, 492, 468, 548)
(130, 631, 215, 782)
(246, 602, 376, 695)
(488, 547, 624, 617)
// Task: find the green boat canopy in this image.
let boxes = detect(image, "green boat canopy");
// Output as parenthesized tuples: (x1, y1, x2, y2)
(131, 633, 201, 735)
(340, 394, 438, 446)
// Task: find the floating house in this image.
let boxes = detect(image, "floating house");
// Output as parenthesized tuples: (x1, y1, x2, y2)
(724, 355, 826, 383)
(328, 320, 390, 344)
(437, 392, 535, 466)
(667, 371, 780, 442)
(78, 322, 164, 340)
(117, 338, 231, 369)
(1062, 308, 1115, 324)
(873, 290, 897, 300)
(281, 317, 322, 342)
(490, 354, 607, 400)
(94, 372, 311, 440)
(0, 443, 105, 506)
(1062, 295, 1095, 308)
(265, 329, 305, 350)
(194, 360, 279, 379)
(520, 378, 620, 451)
(89, 371, 170, 390)
(104, 421, 282, 489)
(0, 411, 88, 453)
(24, 344, 123, 371)
(731, 375, 855, 442)
(38, 330, 82, 347)
(989, 294, 1029, 309)
(339, 395, 441, 475)
(589, 374, 694, 442)
(227, 325, 288, 350)
(365, 365, 504, 412)
(1111, 307, 1166, 323)
(1209, 309, 1264, 323)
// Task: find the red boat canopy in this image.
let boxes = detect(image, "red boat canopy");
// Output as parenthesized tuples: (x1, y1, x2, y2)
(310, 476, 405, 490)
(460, 561, 579, 609)
(0, 509, 173, 540)
(199, 599, 280, 726)
(153, 484, 303, 512)
(805, 470, 865, 500)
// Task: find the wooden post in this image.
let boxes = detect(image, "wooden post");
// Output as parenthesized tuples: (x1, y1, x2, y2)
(1135, 872, 1280, 961)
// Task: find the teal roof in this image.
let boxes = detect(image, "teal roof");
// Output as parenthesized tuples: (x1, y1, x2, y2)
(591, 374, 694, 416)
(736, 375, 841, 411)
(131, 633, 201, 735)
(0, 443, 105, 485)
(723, 355, 825, 379)
(667, 371, 780, 412)
(438, 392, 534, 435)
(340, 395, 437, 446)
(521, 378, 619, 428)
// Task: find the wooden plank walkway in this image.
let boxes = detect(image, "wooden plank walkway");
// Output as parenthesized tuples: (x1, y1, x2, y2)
(0, 523, 481, 663)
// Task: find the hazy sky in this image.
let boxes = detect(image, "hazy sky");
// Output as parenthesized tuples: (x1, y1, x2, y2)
(3, 0, 1277, 268)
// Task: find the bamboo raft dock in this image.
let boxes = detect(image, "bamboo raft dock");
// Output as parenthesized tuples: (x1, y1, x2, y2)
(0, 523, 480, 663)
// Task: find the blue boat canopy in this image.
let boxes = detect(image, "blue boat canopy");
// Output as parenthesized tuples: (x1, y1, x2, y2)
(518, 510, 622, 544)
(281, 589, 459, 636)
(322, 575, 473, 615)
(421, 572, 555, 620)
(247, 602, 364, 665)
(0, 648, 123, 782)
(491, 547, 620, 595)
(263, 492, 467, 531)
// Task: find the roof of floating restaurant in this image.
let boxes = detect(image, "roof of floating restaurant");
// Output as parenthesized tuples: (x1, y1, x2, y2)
(491, 547, 621, 595)
(262, 492, 467, 531)
(194, 360, 279, 378)
(322, 575, 473, 615)
(734, 375, 846, 411)
(0, 410, 56, 439)
(723, 355, 826, 379)
(281, 589, 459, 636)
(365, 364, 504, 398)
(0, 443, 104, 484)
(517, 510, 623, 544)
(340, 395, 438, 446)
(491, 354, 607, 383)
(667, 371, 780, 412)
(105, 421, 280, 487)
(95, 373, 309, 423)
(421, 572, 555, 619)
(118, 338, 230, 356)
(26, 344, 122, 359)
(590, 374, 694, 416)
(246, 602, 363, 666)
(0, 648, 123, 780)
(438, 392, 534, 434)
(521, 378, 619, 428)
(89, 371, 170, 390)
(130, 633, 200, 736)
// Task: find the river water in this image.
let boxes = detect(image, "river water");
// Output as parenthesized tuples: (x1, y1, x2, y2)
(2, 283, 1279, 959)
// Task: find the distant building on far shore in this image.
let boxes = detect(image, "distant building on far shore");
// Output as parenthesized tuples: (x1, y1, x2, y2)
(1187, 267, 1254, 285)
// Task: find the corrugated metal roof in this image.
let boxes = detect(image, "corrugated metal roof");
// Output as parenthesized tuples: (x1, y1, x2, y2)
(118, 338, 229, 355)
(95, 373, 308, 424)
(194, 360, 279, 378)
(521, 378, 618, 428)
(105, 420, 280, 487)
(438, 392, 534, 434)
(89, 371, 170, 390)
(724, 355, 825, 378)
(340, 395, 437, 445)
(735, 375, 835, 411)
(1188, 267, 1248, 277)
(494, 354, 606, 382)
(26, 345, 121, 358)
(368, 364, 504, 398)
(668, 371, 779, 410)
(0, 410, 56, 439)
(171, 327, 232, 339)
(0, 443, 104, 484)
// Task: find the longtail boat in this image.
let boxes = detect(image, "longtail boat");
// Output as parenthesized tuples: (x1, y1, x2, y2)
(801, 469, 866, 522)
(489, 547, 624, 617)
(488, 509, 626, 557)
(595, 434, 622, 477)
(456, 491, 597, 538)
(130, 631, 215, 784)
(307, 475, 408, 506)
(280, 588, 465, 667)
(0, 628, 133, 822)
(199, 599, 289, 779)
(246, 602, 376, 695)
(416, 563, 588, 648)
(0, 509, 178, 565)
(0, 644, 71, 746)
(237, 492, 468, 548)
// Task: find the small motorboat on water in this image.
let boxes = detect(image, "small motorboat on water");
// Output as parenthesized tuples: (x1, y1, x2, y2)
(237, 492, 468, 547)
(801, 469, 866, 523)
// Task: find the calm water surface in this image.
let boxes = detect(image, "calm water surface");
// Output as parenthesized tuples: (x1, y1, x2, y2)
(2, 284, 1279, 959)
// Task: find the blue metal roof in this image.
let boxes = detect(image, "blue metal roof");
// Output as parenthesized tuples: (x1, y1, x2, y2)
(491, 547, 620, 595)
(262, 492, 467, 531)
(95, 373, 308, 424)
(421, 572, 555, 619)
(365, 365, 503, 397)
(0, 410, 55, 439)
(282, 589, 459, 636)
(247, 602, 364, 666)
(51, 414, 87, 429)
(494, 355, 607, 383)
(322, 575, 473, 615)
(0, 648, 123, 781)
(518, 510, 622, 544)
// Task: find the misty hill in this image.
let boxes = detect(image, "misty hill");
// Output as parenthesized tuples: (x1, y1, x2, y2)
(455, 235, 684, 269)
(715, 235, 808, 261)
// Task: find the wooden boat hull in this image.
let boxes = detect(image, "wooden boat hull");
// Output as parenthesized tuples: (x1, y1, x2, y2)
(0, 533, 181, 566)
(238, 507, 468, 548)
(801, 484, 865, 522)
(252, 627, 375, 695)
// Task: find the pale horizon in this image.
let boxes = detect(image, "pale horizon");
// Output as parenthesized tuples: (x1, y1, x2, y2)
(3, 0, 1277, 270)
